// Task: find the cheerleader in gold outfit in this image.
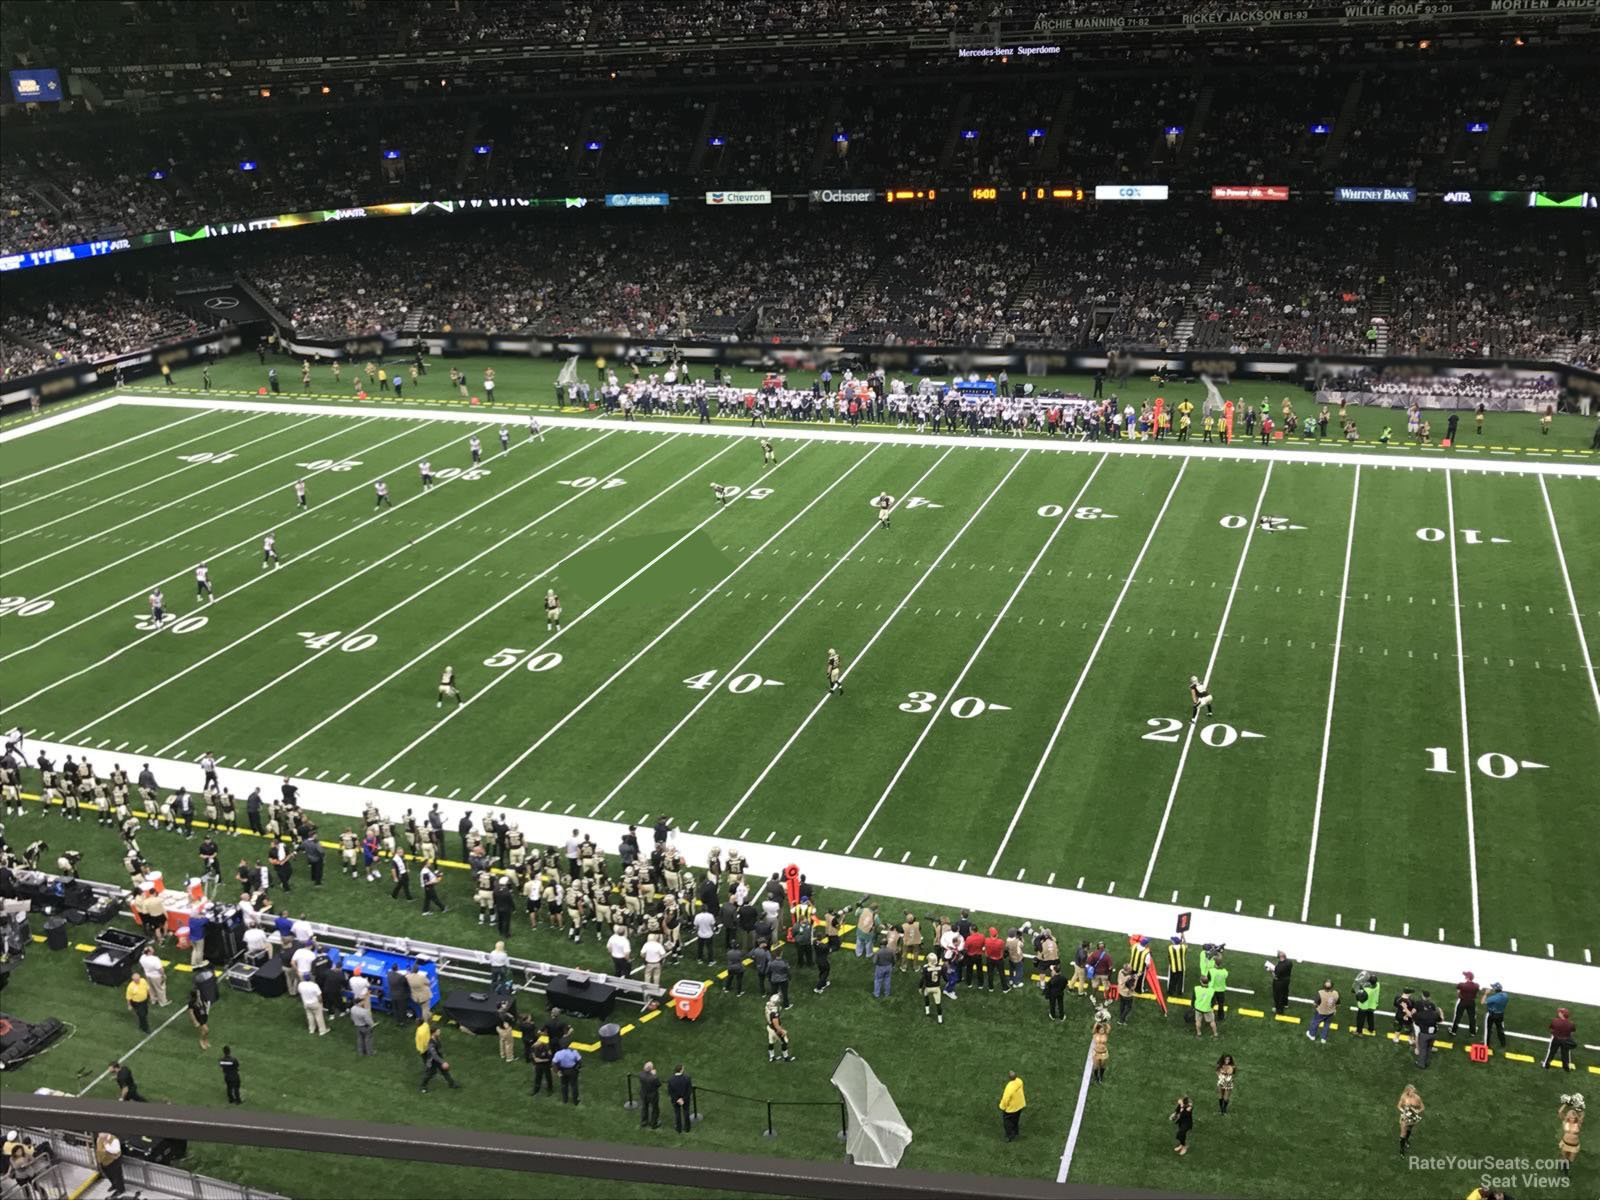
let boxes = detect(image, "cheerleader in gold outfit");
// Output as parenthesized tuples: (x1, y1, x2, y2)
(1558, 1094, 1584, 1172)
(1397, 1084, 1424, 1153)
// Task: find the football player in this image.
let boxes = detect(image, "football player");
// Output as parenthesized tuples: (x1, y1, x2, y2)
(1189, 675, 1215, 724)
(875, 493, 893, 529)
(419, 460, 434, 490)
(262, 532, 280, 569)
(826, 648, 843, 696)
(195, 563, 214, 603)
(438, 665, 463, 708)
(544, 589, 562, 632)
(761, 438, 775, 467)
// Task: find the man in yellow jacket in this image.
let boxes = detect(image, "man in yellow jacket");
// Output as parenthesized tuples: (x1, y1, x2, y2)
(999, 1070, 1026, 1141)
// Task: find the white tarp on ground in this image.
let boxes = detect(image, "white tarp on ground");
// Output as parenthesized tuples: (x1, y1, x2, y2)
(831, 1048, 912, 1168)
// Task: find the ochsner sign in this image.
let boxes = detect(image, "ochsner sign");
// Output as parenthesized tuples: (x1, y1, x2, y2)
(705, 190, 772, 205)
(810, 188, 876, 203)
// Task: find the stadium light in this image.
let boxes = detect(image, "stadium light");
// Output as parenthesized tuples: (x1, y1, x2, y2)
(585, 140, 603, 151)
(833, 132, 850, 143)
(708, 136, 725, 147)
(150, 169, 166, 180)
(382, 149, 401, 160)
(473, 144, 492, 155)
(259, 88, 270, 98)
(239, 161, 257, 172)
(1466, 121, 1489, 133)
(1164, 125, 1185, 136)
(1026, 127, 1046, 138)
(320, 85, 331, 95)
(1309, 122, 1331, 134)
(960, 129, 979, 140)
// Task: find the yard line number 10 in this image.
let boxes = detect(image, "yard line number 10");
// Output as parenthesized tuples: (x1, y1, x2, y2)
(1423, 747, 1547, 779)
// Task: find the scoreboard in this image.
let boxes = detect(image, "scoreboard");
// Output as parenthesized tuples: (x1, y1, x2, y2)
(885, 186, 1087, 204)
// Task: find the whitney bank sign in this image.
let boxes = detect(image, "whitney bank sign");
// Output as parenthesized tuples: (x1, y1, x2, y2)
(1031, 0, 1595, 31)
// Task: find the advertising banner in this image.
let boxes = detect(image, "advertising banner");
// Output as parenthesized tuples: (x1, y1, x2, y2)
(1094, 184, 1169, 201)
(604, 193, 671, 208)
(1211, 185, 1289, 201)
(1334, 186, 1416, 203)
(705, 190, 773, 205)
(809, 188, 876, 203)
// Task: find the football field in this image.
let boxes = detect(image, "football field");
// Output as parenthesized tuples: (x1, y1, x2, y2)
(3, 394, 1598, 965)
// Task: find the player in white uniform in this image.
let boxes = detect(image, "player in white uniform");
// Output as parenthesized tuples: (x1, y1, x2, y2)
(711, 482, 730, 506)
(148, 588, 165, 628)
(419, 460, 434, 489)
(527, 415, 544, 442)
(294, 479, 307, 510)
(4, 726, 23, 762)
(1189, 675, 1214, 723)
(544, 589, 562, 632)
(469, 436, 483, 465)
(262, 533, 279, 569)
(438, 665, 463, 708)
(499, 426, 510, 453)
(826, 648, 843, 695)
(761, 438, 775, 466)
(375, 480, 391, 508)
(195, 563, 214, 602)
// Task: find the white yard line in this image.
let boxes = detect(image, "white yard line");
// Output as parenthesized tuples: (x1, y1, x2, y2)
(0, 412, 268, 540)
(986, 458, 1190, 875)
(714, 449, 1031, 837)
(60, 433, 621, 743)
(0, 421, 483, 704)
(1, 412, 332, 574)
(592, 447, 956, 815)
(845, 453, 1107, 855)
(28, 732, 1600, 1004)
(255, 435, 733, 780)
(2, 407, 210, 484)
(165, 438, 678, 761)
(1444, 471, 1483, 948)
(1301, 464, 1360, 921)
(1538, 476, 1600, 722)
(0, 418, 408, 621)
(1055, 1038, 1099, 1185)
(4, 411, 250, 514)
(467, 445, 880, 808)
(1137, 462, 1274, 898)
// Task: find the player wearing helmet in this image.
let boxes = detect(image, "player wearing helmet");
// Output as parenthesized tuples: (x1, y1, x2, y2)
(1189, 675, 1214, 723)
(921, 952, 945, 1024)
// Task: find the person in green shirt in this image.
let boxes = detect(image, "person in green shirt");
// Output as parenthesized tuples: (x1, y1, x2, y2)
(1354, 971, 1381, 1036)
(1380, 425, 1393, 445)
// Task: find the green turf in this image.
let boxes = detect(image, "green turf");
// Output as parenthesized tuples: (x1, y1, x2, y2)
(1, 793, 1594, 1200)
(4, 397, 1595, 958)
(1, 384, 1597, 1199)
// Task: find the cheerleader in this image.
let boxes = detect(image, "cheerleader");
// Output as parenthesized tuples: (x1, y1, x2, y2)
(1170, 1095, 1194, 1155)
(1558, 1094, 1584, 1172)
(1397, 1084, 1425, 1153)
(1090, 1011, 1110, 1084)
(1215, 1054, 1235, 1114)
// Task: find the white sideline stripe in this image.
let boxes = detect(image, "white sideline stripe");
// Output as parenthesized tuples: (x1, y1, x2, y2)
(173, 433, 662, 758)
(1, 406, 207, 482)
(471, 444, 877, 808)
(1138, 462, 1274, 897)
(60, 433, 617, 742)
(986, 458, 1190, 876)
(28, 734, 1600, 1004)
(1444, 472, 1482, 948)
(714, 448, 1030, 837)
(1, 411, 267, 538)
(593, 446, 954, 814)
(38, 393, 1600, 479)
(0, 420, 467, 702)
(3, 409, 220, 500)
(1302, 465, 1360, 920)
(1539, 476, 1600, 723)
(845, 452, 1107, 854)
(0, 416, 391, 615)
(76, 1003, 194, 1098)
(1056, 1037, 1099, 1184)
(275, 435, 727, 781)
(0, 412, 330, 574)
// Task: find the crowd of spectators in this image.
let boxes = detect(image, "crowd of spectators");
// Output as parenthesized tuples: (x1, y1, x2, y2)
(1, 281, 202, 380)
(1389, 227, 1585, 360)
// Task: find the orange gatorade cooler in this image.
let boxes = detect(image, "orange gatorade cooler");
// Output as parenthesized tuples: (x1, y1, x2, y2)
(149, 870, 165, 894)
(672, 979, 706, 1021)
(187, 877, 205, 903)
